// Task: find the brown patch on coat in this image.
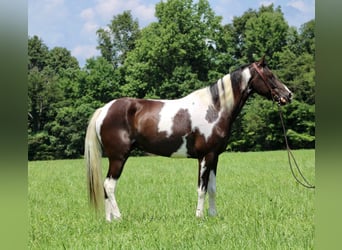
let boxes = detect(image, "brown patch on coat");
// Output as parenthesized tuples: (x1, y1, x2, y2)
(205, 105, 219, 123)
(134, 105, 192, 157)
(172, 108, 191, 135)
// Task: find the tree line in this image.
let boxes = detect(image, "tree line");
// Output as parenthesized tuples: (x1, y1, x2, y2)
(28, 0, 315, 160)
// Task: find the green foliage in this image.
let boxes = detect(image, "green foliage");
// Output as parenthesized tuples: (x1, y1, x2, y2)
(28, 36, 88, 160)
(284, 100, 315, 148)
(29, 151, 315, 249)
(299, 20, 315, 56)
(229, 99, 315, 151)
(28, 132, 55, 160)
(28, 1, 315, 160)
(28, 35, 49, 71)
(28, 67, 63, 133)
(124, 0, 225, 98)
(244, 5, 289, 63)
(229, 97, 280, 151)
(97, 10, 140, 67)
(79, 57, 123, 102)
(47, 47, 79, 74)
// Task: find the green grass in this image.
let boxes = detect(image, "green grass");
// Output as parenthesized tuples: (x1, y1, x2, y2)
(29, 150, 315, 249)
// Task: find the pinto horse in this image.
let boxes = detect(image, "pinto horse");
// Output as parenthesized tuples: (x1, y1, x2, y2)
(85, 57, 292, 221)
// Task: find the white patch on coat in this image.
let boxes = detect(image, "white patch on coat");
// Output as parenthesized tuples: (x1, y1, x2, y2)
(220, 74, 235, 111)
(190, 90, 219, 140)
(95, 100, 116, 143)
(157, 72, 237, 142)
(157, 94, 216, 141)
(157, 100, 177, 137)
(241, 67, 252, 91)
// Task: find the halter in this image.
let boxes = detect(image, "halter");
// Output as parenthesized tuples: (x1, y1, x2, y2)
(252, 63, 277, 90)
(252, 63, 268, 83)
(251, 62, 279, 104)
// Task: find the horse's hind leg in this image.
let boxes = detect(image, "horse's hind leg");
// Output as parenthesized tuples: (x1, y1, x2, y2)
(104, 158, 127, 221)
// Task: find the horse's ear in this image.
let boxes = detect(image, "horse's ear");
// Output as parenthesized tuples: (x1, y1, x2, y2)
(257, 55, 267, 67)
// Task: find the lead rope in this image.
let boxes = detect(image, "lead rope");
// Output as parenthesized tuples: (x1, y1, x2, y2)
(251, 63, 315, 188)
(277, 105, 315, 189)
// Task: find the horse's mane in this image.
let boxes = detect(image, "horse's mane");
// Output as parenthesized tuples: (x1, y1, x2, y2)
(231, 63, 250, 72)
(206, 63, 250, 103)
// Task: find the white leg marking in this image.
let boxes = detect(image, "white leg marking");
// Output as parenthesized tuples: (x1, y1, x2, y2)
(196, 160, 206, 217)
(196, 188, 206, 218)
(208, 170, 217, 216)
(104, 177, 121, 221)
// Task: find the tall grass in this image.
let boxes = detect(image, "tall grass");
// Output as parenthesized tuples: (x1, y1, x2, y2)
(29, 150, 315, 249)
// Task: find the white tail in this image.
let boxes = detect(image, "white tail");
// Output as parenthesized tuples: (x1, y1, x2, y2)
(84, 108, 104, 211)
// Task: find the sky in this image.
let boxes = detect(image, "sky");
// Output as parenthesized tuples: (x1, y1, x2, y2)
(28, 0, 315, 67)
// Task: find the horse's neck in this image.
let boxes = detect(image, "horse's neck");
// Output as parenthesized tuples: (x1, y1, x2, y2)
(184, 73, 251, 118)
(218, 74, 251, 128)
(217, 74, 248, 112)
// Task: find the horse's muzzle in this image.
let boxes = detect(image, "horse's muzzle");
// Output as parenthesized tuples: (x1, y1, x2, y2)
(276, 92, 292, 105)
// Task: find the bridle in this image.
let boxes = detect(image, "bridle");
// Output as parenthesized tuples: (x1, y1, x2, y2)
(251, 62, 278, 103)
(251, 62, 315, 189)
(252, 63, 268, 83)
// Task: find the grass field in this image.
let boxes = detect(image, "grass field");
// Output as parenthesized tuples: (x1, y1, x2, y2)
(28, 150, 315, 249)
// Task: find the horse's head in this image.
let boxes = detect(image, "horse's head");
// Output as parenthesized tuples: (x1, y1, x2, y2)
(248, 56, 292, 105)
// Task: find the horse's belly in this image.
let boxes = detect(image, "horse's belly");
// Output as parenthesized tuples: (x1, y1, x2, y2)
(169, 138, 188, 158)
(136, 134, 190, 158)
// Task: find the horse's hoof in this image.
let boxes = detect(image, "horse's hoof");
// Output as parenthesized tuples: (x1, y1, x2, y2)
(196, 210, 204, 218)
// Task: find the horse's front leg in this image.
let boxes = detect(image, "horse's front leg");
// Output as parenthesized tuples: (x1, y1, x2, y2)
(196, 153, 218, 217)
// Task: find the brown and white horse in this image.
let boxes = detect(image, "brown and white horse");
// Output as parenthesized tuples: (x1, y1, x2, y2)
(85, 57, 292, 221)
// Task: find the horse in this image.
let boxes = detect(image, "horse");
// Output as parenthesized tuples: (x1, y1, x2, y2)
(84, 56, 292, 221)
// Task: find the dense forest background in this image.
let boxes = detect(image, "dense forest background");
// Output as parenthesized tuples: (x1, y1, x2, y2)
(28, 0, 315, 160)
